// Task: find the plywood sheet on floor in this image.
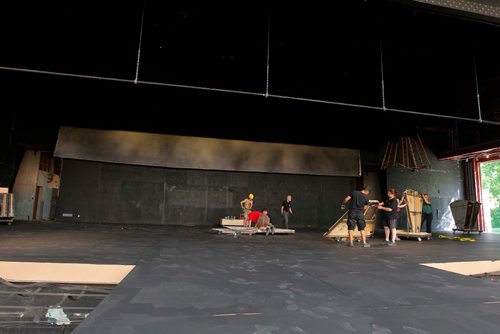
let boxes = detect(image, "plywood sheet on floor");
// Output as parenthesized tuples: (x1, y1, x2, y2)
(0, 261, 135, 284)
(421, 260, 500, 276)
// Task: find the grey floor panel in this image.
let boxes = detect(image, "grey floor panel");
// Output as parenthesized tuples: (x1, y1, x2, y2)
(0, 222, 498, 333)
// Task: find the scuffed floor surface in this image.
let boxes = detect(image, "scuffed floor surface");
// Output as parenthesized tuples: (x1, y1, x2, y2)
(0, 222, 499, 334)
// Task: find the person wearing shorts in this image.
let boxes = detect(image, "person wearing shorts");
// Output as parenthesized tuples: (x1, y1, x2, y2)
(378, 188, 399, 246)
(240, 193, 254, 227)
(342, 186, 371, 248)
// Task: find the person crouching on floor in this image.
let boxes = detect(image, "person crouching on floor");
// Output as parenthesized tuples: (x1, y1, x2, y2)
(255, 209, 275, 234)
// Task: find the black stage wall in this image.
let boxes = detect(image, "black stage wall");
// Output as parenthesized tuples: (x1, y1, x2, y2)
(57, 159, 357, 228)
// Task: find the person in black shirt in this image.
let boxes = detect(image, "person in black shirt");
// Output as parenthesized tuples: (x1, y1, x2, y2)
(378, 188, 399, 246)
(281, 195, 293, 229)
(342, 186, 371, 248)
(421, 194, 433, 234)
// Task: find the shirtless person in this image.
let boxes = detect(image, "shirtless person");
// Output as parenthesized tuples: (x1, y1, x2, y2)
(240, 193, 254, 227)
(255, 209, 274, 234)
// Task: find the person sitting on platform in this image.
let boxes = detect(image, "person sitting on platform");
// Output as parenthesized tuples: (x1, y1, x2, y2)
(255, 209, 275, 234)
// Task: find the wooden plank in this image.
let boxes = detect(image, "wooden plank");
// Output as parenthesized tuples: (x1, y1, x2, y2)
(0, 262, 135, 285)
(221, 219, 245, 226)
(8, 194, 14, 217)
(397, 230, 431, 240)
(405, 193, 423, 233)
(0, 194, 6, 217)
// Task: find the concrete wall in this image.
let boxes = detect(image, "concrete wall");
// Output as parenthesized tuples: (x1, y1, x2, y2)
(12, 151, 41, 220)
(57, 159, 358, 228)
(37, 171, 60, 220)
(387, 147, 464, 231)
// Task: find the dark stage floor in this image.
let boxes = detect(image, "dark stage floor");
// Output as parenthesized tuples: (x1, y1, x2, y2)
(0, 222, 499, 334)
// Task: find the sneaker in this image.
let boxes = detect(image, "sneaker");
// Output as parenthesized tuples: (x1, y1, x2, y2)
(383, 240, 390, 245)
(348, 242, 354, 247)
(395, 237, 401, 241)
(387, 242, 396, 246)
(363, 243, 371, 248)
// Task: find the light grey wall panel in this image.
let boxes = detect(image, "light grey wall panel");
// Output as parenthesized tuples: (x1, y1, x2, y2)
(54, 127, 360, 177)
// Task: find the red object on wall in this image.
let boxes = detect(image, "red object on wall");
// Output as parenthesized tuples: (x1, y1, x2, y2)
(249, 211, 262, 223)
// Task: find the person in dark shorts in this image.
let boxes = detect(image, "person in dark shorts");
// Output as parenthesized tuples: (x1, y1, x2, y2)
(378, 188, 399, 246)
(342, 186, 371, 248)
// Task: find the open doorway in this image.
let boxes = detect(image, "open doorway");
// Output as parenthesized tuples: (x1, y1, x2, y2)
(439, 143, 500, 233)
(480, 160, 500, 233)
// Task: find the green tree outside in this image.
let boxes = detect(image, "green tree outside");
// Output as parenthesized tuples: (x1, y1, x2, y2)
(481, 161, 500, 229)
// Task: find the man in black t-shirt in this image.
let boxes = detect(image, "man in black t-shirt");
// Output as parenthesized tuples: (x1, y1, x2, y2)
(342, 186, 371, 248)
(281, 194, 293, 229)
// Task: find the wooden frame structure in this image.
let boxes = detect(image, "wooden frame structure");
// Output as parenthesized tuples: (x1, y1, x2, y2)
(323, 204, 378, 242)
(0, 193, 14, 225)
(397, 189, 431, 241)
(381, 134, 431, 171)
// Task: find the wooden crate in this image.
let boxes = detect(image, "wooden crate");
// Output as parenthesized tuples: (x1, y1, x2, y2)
(0, 193, 14, 218)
